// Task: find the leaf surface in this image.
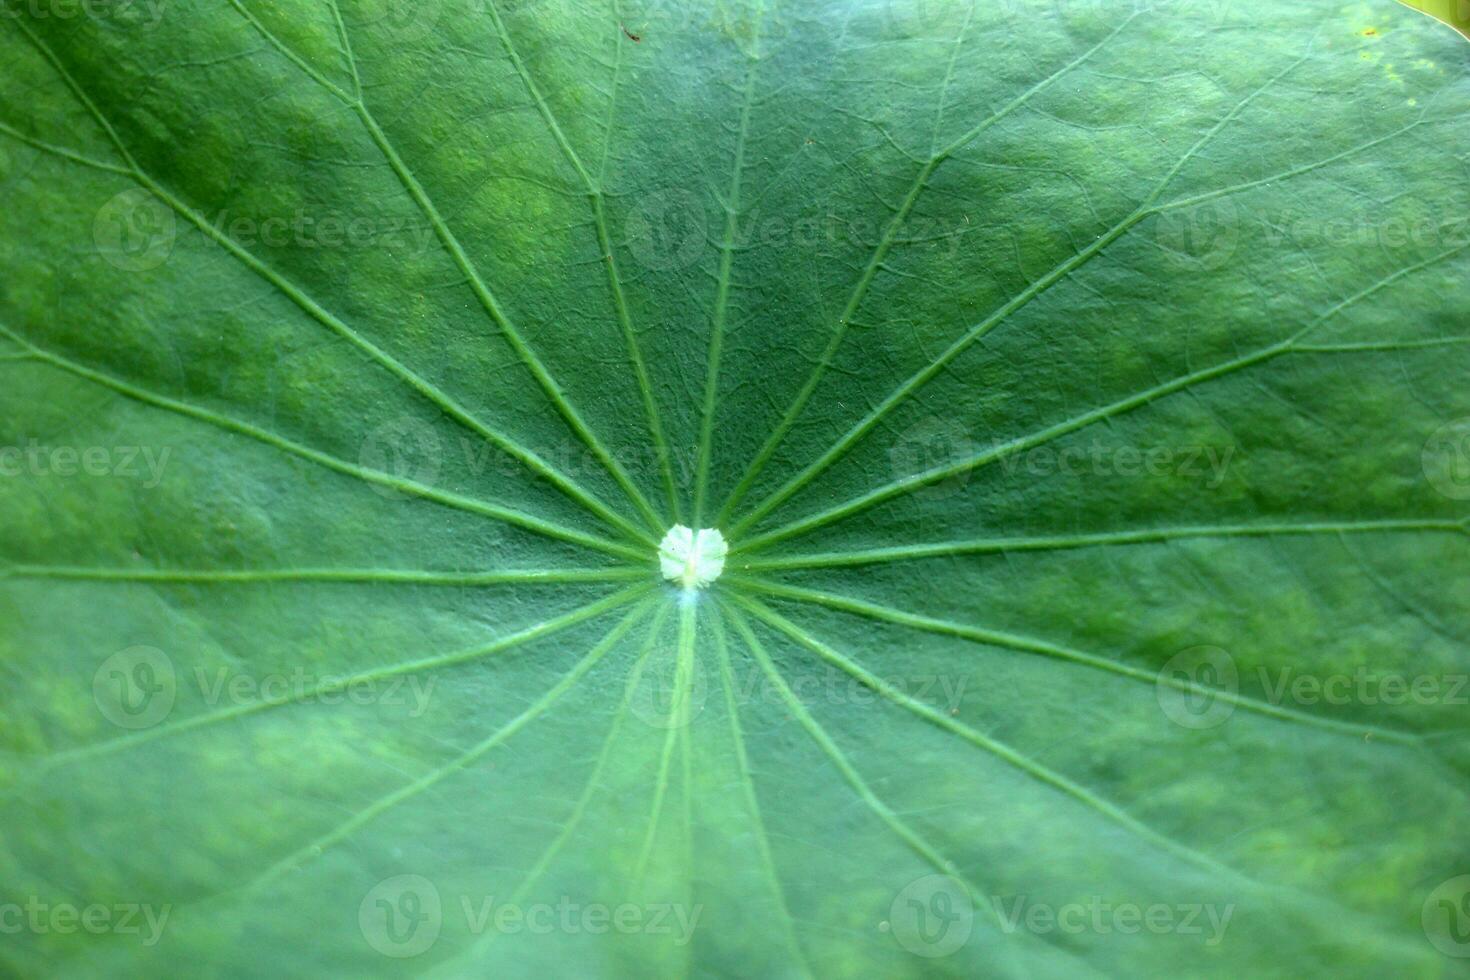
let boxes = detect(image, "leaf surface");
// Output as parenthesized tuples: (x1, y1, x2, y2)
(1, 0, 1468, 976)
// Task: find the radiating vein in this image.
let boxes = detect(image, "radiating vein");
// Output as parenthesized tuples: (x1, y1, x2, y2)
(734, 596, 1232, 876)
(328, 0, 665, 533)
(720, 603, 983, 885)
(694, 0, 765, 525)
(676, 606, 697, 980)
(741, 343, 1286, 551)
(735, 581, 1470, 963)
(484, 0, 682, 522)
(721, 602, 1040, 976)
(351, 99, 665, 535)
(710, 607, 813, 978)
(0, 324, 645, 561)
(2, 565, 643, 585)
(727, 601, 1457, 965)
(735, 518, 1469, 570)
(25, 584, 651, 773)
(16, 16, 652, 548)
(738, 241, 1470, 553)
(715, 15, 1138, 525)
(634, 598, 699, 884)
(440, 603, 672, 974)
(233, 597, 656, 895)
(732, 576, 1420, 745)
(727, 45, 1319, 537)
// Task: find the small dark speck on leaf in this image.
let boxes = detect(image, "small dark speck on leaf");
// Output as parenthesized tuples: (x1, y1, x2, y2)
(621, 24, 641, 42)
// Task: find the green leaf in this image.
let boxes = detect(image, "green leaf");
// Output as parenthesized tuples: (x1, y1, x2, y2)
(2, 0, 1468, 975)
(1398, 0, 1470, 37)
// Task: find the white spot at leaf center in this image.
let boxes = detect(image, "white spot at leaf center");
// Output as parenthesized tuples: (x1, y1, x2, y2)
(659, 525, 728, 590)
